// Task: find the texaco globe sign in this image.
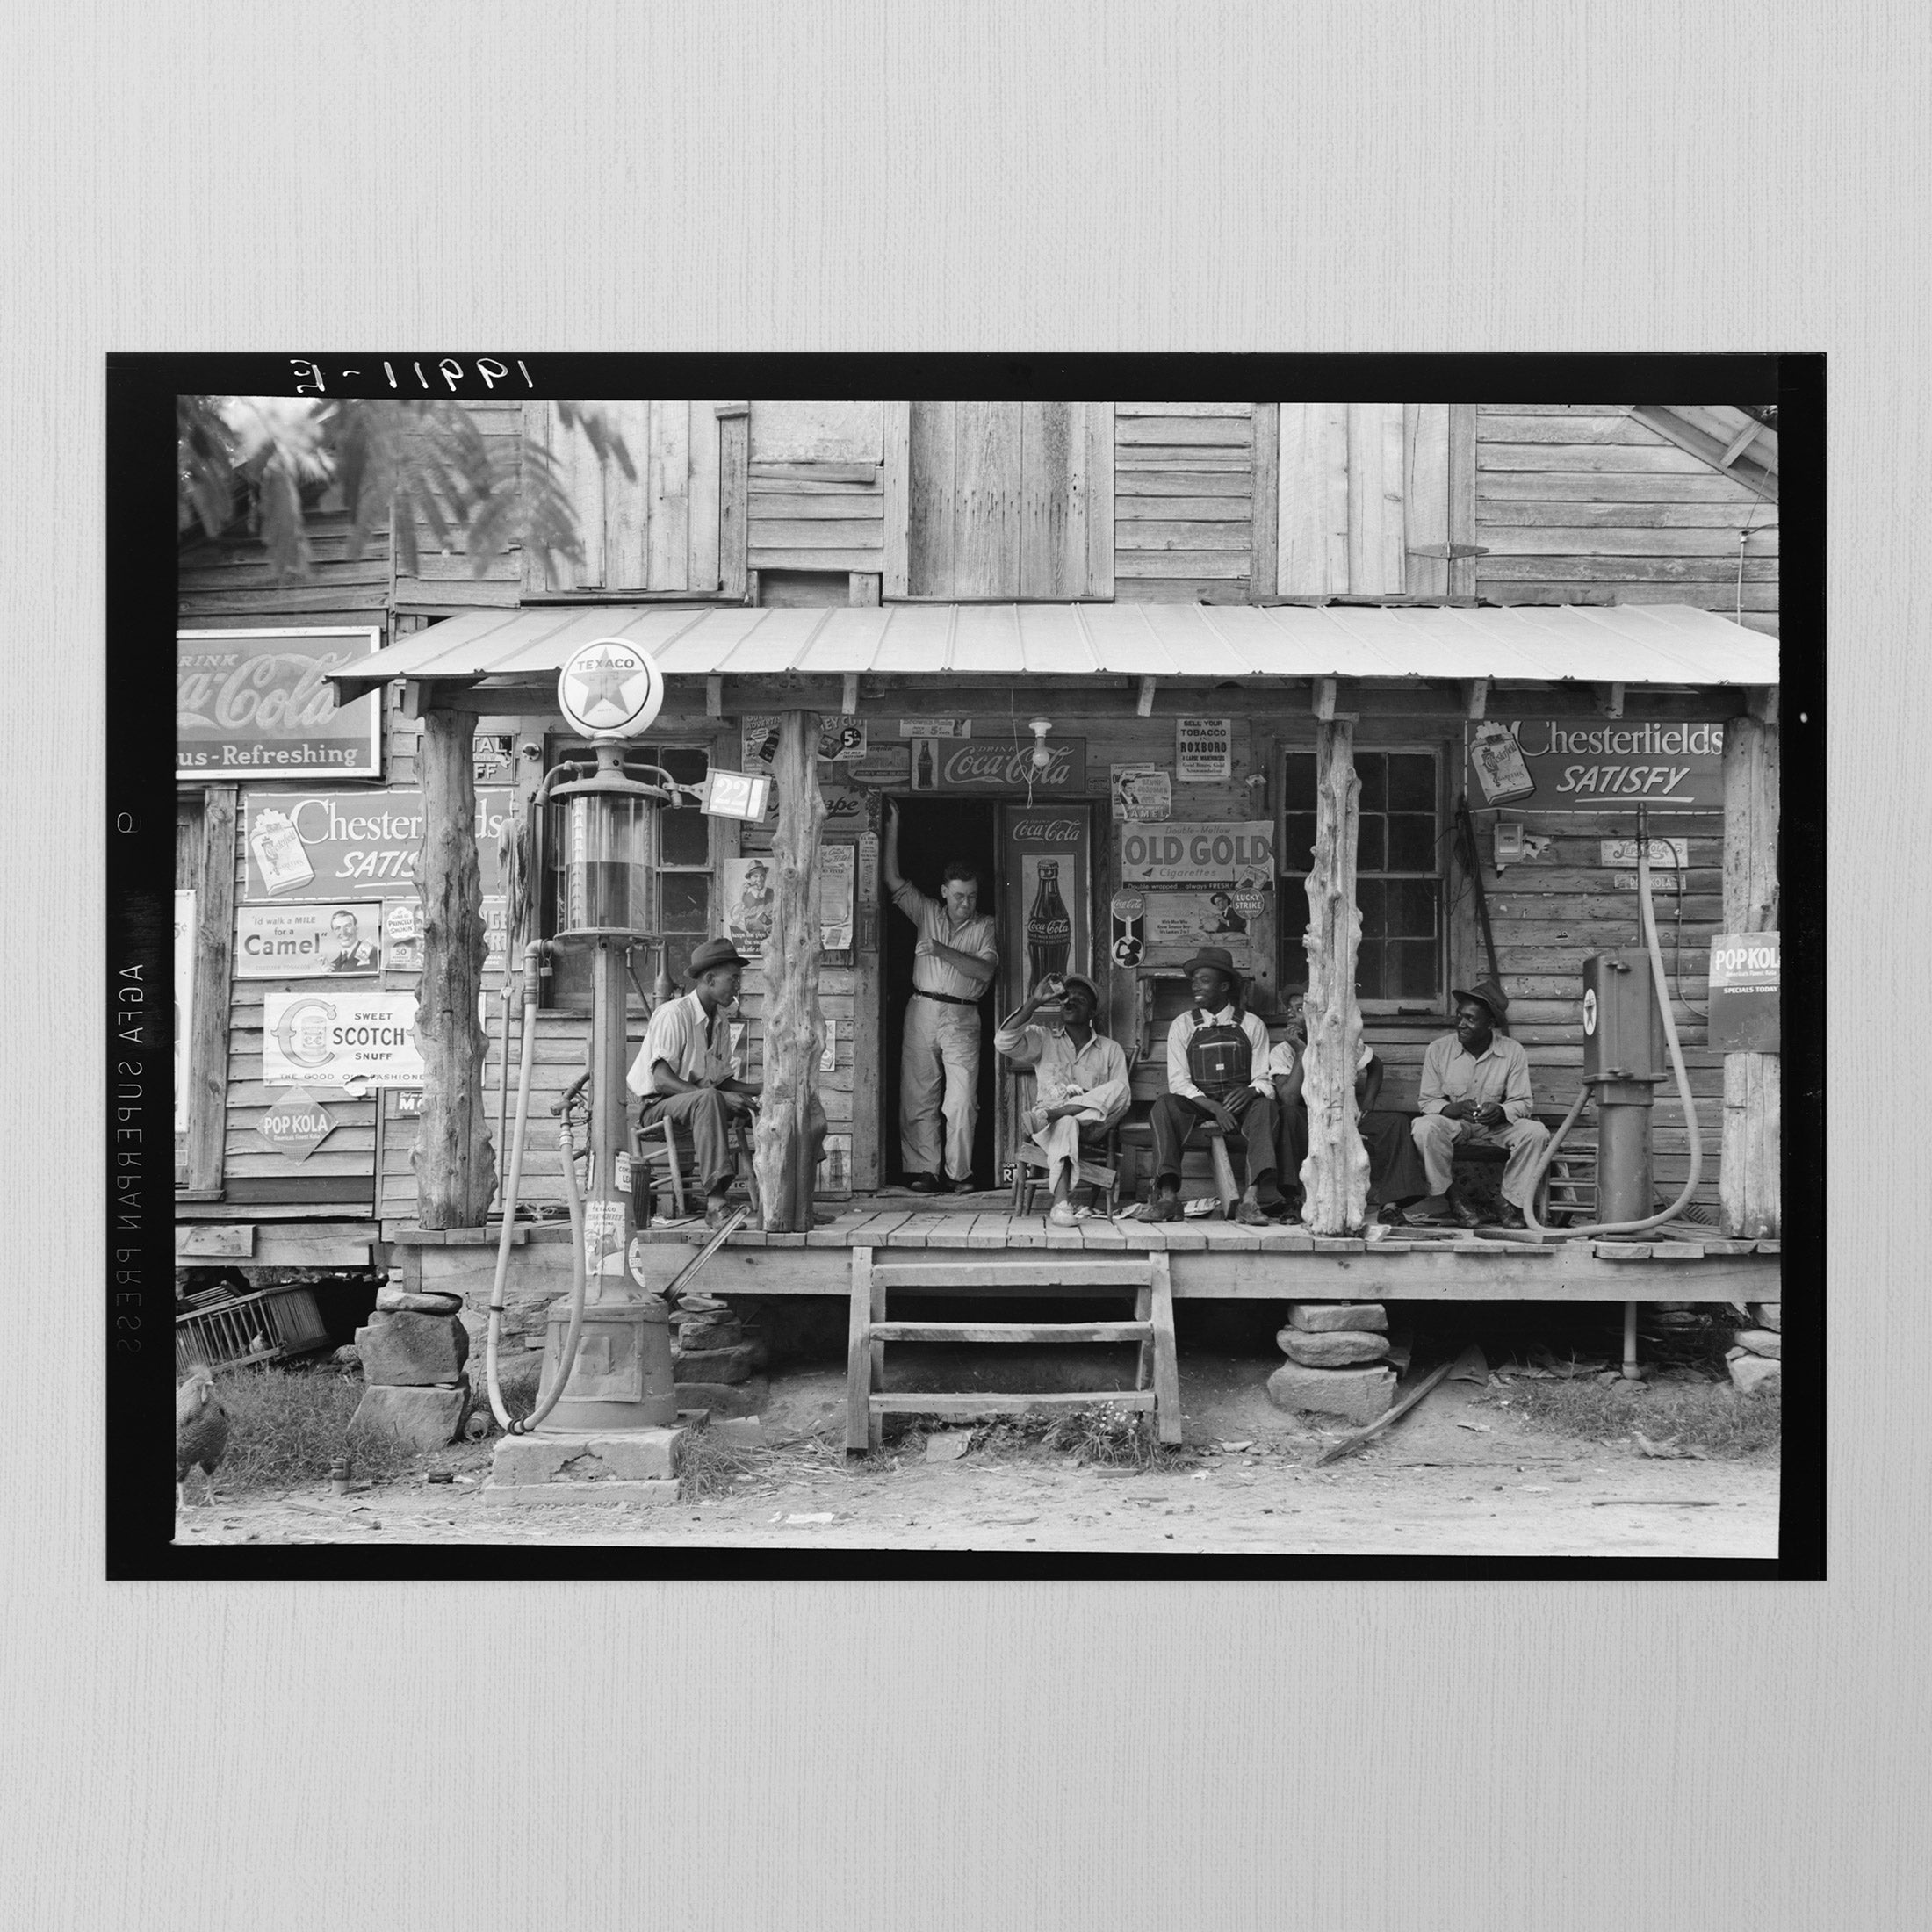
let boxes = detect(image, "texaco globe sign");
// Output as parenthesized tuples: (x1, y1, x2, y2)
(556, 638, 666, 739)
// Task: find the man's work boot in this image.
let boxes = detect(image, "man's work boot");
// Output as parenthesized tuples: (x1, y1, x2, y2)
(1144, 1192, 1182, 1223)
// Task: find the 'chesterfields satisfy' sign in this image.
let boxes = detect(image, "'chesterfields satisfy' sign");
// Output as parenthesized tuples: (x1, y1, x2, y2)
(1468, 719, 1726, 813)
(178, 628, 383, 779)
(242, 788, 515, 901)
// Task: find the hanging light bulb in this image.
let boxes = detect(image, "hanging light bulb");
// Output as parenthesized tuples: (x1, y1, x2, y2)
(1027, 718, 1054, 773)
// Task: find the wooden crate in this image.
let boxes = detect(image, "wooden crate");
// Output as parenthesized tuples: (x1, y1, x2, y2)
(175, 1283, 332, 1374)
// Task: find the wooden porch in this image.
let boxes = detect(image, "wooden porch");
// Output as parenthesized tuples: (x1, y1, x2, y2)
(400, 1190, 1781, 1307)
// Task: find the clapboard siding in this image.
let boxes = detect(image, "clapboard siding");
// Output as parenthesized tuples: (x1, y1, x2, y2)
(1114, 404, 1252, 602)
(1475, 405, 1778, 638)
(178, 511, 391, 616)
(381, 398, 526, 608)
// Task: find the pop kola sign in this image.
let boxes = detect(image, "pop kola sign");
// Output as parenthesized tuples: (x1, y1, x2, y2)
(1119, 821, 1274, 888)
(1469, 719, 1726, 813)
(261, 991, 426, 1087)
(177, 628, 383, 779)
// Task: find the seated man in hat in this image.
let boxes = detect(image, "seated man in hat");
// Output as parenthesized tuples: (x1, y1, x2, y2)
(1267, 988, 1429, 1219)
(994, 972, 1132, 1227)
(1145, 948, 1287, 1226)
(627, 936, 825, 1231)
(1406, 978, 1549, 1229)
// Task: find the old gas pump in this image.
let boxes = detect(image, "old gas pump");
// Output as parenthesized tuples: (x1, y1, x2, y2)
(1579, 948, 1669, 1227)
(484, 638, 691, 1444)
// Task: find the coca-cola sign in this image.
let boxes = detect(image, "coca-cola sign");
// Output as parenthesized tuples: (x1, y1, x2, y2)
(1009, 816, 1085, 845)
(179, 627, 383, 780)
(936, 739, 1085, 792)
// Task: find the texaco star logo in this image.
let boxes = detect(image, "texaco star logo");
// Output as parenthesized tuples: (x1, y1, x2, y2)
(557, 638, 665, 739)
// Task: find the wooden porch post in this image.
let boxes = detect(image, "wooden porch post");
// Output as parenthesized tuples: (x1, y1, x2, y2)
(412, 703, 496, 1228)
(1301, 717, 1369, 1233)
(1720, 703, 1781, 1238)
(753, 710, 828, 1230)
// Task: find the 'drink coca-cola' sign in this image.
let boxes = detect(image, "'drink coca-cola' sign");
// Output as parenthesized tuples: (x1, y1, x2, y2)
(178, 628, 384, 779)
(1004, 807, 1092, 999)
(912, 738, 1086, 793)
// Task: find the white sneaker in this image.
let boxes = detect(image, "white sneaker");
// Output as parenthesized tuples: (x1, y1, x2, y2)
(1048, 1200, 1078, 1227)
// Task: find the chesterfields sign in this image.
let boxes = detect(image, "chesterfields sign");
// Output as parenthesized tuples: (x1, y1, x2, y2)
(1468, 718, 1726, 814)
(178, 627, 383, 779)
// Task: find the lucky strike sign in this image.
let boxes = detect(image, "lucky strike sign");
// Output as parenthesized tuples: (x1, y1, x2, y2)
(178, 628, 383, 779)
(1119, 821, 1275, 888)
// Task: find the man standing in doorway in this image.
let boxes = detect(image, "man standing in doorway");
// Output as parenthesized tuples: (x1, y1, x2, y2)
(883, 799, 998, 1193)
(1145, 948, 1287, 1226)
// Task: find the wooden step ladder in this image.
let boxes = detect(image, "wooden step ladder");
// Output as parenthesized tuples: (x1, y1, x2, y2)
(845, 1247, 1181, 1453)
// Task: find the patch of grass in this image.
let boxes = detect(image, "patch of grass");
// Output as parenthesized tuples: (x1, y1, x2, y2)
(208, 1364, 422, 1492)
(676, 1426, 761, 1499)
(1504, 1377, 1781, 1458)
(883, 1404, 1191, 1473)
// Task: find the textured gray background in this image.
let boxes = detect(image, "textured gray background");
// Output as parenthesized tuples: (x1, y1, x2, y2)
(3, 3, 1908, 1927)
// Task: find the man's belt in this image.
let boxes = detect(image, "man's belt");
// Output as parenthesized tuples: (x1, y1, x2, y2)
(912, 988, 979, 1006)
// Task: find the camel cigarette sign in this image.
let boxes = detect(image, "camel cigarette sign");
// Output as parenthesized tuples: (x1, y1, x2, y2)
(177, 627, 383, 778)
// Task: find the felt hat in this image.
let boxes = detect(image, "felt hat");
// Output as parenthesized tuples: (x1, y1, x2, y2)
(687, 936, 752, 977)
(1179, 947, 1243, 983)
(1452, 977, 1510, 1022)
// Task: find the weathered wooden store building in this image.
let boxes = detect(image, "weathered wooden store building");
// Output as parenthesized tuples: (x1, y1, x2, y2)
(177, 398, 1783, 1405)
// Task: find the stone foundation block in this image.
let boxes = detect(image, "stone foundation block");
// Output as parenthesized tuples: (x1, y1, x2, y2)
(674, 1376, 770, 1418)
(673, 1315, 744, 1352)
(489, 1425, 688, 1486)
(377, 1284, 465, 1316)
(1287, 1301, 1388, 1334)
(355, 1310, 471, 1386)
(671, 1339, 769, 1385)
(1265, 1362, 1397, 1425)
(1749, 1302, 1782, 1334)
(1729, 1354, 1783, 1396)
(1278, 1327, 1392, 1367)
(1733, 1327, 1781, 1359)
(351, 1379, 472, 1450)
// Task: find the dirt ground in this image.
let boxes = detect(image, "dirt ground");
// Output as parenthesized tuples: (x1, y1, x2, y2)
(177, 1352, 1779, 1557)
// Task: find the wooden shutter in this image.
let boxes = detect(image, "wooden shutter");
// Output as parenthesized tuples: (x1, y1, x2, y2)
(899, 401, 1113, 599)
(1276, 403, 1476, 597)
(523, 400, 724, 595)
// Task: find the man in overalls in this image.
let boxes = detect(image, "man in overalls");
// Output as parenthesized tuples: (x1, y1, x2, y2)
(1144, 948, 1287, 1225)
(883, 800, 998, 1193)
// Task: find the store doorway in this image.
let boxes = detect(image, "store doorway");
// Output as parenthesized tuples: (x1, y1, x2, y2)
(881, 798, 1000, 1190)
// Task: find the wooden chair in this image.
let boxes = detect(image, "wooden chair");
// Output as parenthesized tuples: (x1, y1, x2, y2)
(1010, 1128, 1123, 1218)
(634, 1110, 762, 1224)
(1114, 1114, 1246, 1215)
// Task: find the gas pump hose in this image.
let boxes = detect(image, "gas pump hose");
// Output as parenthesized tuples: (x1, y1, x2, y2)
(485, 940, 593, 1434)
(1518, 840, 1703, 1238)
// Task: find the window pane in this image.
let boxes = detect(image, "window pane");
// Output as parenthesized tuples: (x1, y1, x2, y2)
(1282, 813, 1317, 869)
(1393, 940, 1439, 999)
(1356, 753, 1387, 813)
(1388, 878, 1438, 938)
(655, 746, 710, 787)
(1282, 753, 1317, 814)
(660, 806, 709, 867)
(1386, 753, 1436, 811)
(1356, 941, 1390, 1001)
(1355, 878, 1388, 935)
(1386, 813, 1438, 872)
(1356, 816, 1386, 872)
(662, 874, 710, 929)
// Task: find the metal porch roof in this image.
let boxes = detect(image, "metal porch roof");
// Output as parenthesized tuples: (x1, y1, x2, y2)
(327, 601, 1777, 705)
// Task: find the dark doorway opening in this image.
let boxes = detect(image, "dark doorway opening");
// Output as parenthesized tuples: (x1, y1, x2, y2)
(882, 798, 1001, 1189)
